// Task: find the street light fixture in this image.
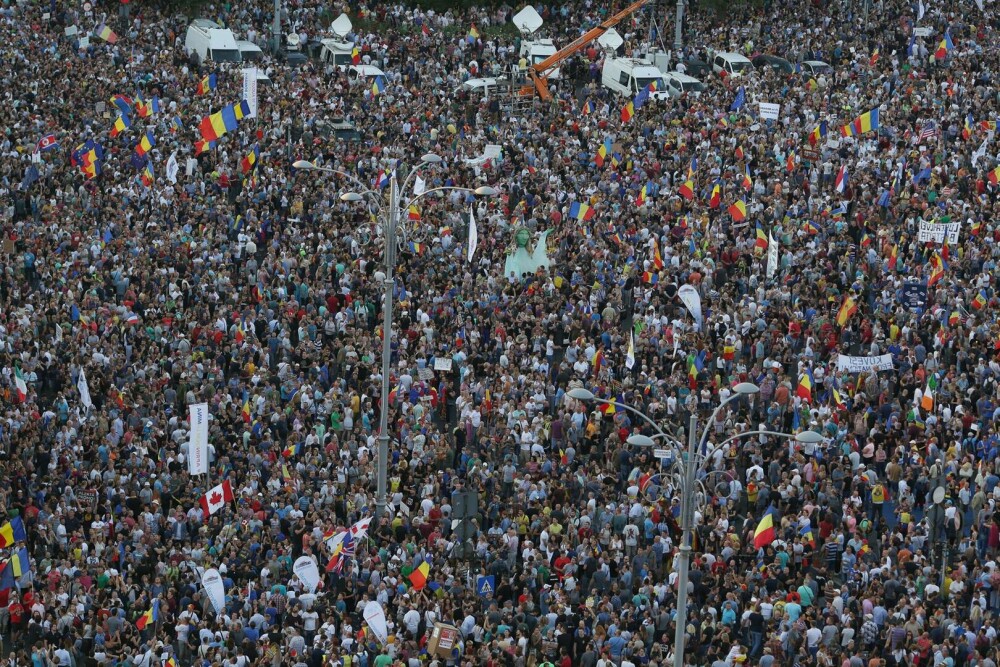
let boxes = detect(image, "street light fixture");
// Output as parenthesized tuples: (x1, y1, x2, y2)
(569, 384, 827, 667)
(298, 156, 496, 520)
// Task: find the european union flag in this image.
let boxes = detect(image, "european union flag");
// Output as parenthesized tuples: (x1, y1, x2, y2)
(730, 86, 746, 111)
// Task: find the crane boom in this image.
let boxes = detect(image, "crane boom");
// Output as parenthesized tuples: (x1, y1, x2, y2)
(525, 0, 651, 101)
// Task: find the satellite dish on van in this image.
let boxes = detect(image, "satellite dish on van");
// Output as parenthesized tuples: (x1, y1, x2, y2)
(597, 28, 624, 52)
(286, 33, 300, 49)
(512, 5, 544, 36)
(330, 13, 353, 38)
(932, 486, 946, 505)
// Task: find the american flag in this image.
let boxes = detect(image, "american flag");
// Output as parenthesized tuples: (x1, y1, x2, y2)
(918, 121, 938, 142)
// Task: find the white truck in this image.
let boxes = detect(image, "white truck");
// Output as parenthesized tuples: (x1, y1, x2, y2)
(185, 19, 242, 63)
(513, 6, 560, 79)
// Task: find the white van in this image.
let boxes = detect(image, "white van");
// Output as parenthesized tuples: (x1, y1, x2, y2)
(185, 19, 242, 63)
(348, 64, 385, 84)
(711, 52, 754, 77)
(663, 73, 706, 98)
(237, 40, 263, 62)
(513, 6, 560, 78)
(601, 58, 669, 99)
(320, 39, 354, 70)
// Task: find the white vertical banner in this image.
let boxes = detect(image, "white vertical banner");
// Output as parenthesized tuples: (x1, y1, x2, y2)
(413, 175, 426, 196)
(467, 205, 478, 263)
(293, 556, 321, 593)
(766, 232, 778, 279)
(77, 369, 93, 409)
(201, 568, 226, 616)
(677, 284, 703, 331)
(242, 68, 259, 118)
(363, 602, 389, 645)
(188, 403, 209, 476)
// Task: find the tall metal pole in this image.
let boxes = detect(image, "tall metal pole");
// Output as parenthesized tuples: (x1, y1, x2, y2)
(673, 411, 697, 667)
(272, 0, 282, 55)
(673, 0, 683, 52)
(375, 176, 399, 520)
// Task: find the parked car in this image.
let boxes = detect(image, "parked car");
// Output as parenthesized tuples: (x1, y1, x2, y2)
(663, 73, 706, 98)
(799, 60, 833, 76)
(752, 54, 794, 74)
(711, 52, 755, 77)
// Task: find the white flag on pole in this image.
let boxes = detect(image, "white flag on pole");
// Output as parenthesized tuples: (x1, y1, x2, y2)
(413, 175, 426, 196)
(974, 0, 983, 10)
(677, 284, 703, 331)
(467, 205, 478, 263)
(917, 0, 925, 20)
(188, 403, 210, 475)
(77, 368, 93, 409)
(972, 138, 988, 167)
(201, 568, 226, 615)
(625, 330, 636, 370)
(766, 232, 778, 279)
(166, 151, 179, 184)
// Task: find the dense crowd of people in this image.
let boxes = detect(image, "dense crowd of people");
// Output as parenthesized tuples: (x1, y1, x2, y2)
(2, 0, 1000, 665)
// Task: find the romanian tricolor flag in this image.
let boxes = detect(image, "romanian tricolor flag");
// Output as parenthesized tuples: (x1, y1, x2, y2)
(592, 350, 605, 376)
(869, 48, 880, 67)
(134, 130, 155, 158)
(636, 182, 650, 207)
(841, 108, 880, 137)
(95, 23, 118, 44)
(641, 271, 659, 284)
(963, 114, 973, 141)
(808, 121, 828, 146)
(110, 113, 131, 138)
(620, 101, 635, 123)
(708, 181, 721, 209)
(653, 238, 664, 269)
(135, 600, 159, 630)
(240, 144, 260, 175)
(170, 116, 184, 133)
(0, 518, 26, 548)
(728, 199, 747, 222)
(196, 73, 218, 95)
(678, 178, 695, 200)
(282, 442, 303, 458)
(569, 201, 596, 221)
(409, 561, 431, 590)
(741, 165, 753, 191)
(836, 295, 858, 327)
(136, 96, 160, 118)
(371, 76, 386, 96)
(753, 513, 776, 549)
(797, 370, 814, 403)
(832, 388, 846, 411)
(755, 223, 768, 252)
(981, 121, 998, 132)
(988, 165, 1000, 186)
(198, 100, 252, 142)
(888, 243, 899, 270)
(971, 220, 982, 236)
(582, 99, 594, 115)
(800, 524, 816, 548)
(973, 290, 988, 310)
(242, 397, 251, 423)
(786, 150, 796, 173)
(110, 94, 133, 116)
(928, 251, 946, 286)
(594, 137, 612, 167)
(351, 46, 361, 65)
(407, 204, 421, 220)
(140, 161, 154, 187)
(195, 139, 215, 155)
(734, 145, 744, 161)
(407, 242, 425, 254)
(935, 30, 954, 60)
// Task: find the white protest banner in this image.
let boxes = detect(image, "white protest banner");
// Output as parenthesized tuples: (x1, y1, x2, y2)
(78, 369, 93, 409)
(758, 103, 781, 121)
(201, 568, 226, 615)
(677, 284, 703, 331)
(293, 556, 321, 593)
(242, 68, 259, 118)
(766, 231, 778, 279)
(188, 403, 209, 475)
(363, 602, 389, 645)
(917, 220, 960, 244)
(836, 354, 895, 373)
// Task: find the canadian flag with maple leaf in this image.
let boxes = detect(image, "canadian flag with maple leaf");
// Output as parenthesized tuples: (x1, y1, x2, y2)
(200, 480, 234, 516)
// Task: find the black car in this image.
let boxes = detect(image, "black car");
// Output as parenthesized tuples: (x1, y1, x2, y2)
(683, 58, 711, 78)
(281, 50, 309, 67)
(752, 54, 795, 74)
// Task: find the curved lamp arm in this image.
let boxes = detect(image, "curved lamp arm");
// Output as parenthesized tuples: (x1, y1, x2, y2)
(576, 397, 677, 447)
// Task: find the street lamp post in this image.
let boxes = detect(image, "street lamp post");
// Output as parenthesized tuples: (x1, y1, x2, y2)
(673, 0, 684, 51)
(294, 158, 496, 520)
(567, 386, 825, 667)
